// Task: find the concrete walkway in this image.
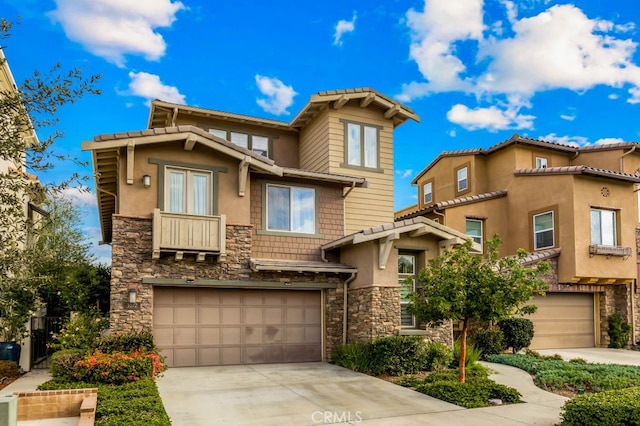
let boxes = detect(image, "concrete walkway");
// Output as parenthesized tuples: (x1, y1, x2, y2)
(2, 369, 51, 393)
(536, 347, 640, 365)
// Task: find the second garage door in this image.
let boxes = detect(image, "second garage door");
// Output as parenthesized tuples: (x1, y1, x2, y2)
(528, 293, 595, 349)
(153, 287, 322, 367)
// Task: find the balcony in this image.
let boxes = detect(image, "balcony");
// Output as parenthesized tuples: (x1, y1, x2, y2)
(152, 208, 226, 261)
(588, 244, 632, 258)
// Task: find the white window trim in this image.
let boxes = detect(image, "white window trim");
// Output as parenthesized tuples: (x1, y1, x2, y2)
(341, 120, 381, 170)
(591, 208, 617, 246)
(399, 254, 417, 328)
(536, 157, 548, 168)
(165, 166, 213, 216)
(423, 182, 432, 204)
(208, 128, 271, 158)
(466, 219, 483, 251)
(457, 167, 468, 192)
(533, 211, 554, 250)
(265, 183, 316, 235)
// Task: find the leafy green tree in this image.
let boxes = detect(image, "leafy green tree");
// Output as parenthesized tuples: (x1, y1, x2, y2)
(408, 235, 549, 382)
(0, 19, 100, 341)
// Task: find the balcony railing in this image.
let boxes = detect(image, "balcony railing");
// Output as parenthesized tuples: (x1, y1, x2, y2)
(152, 208, 226, 261)
(588, 244, 632, 258)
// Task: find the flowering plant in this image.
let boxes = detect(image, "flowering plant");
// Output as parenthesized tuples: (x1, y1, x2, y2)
(49, 310, 109, 351)
(72, 349, 166, 384)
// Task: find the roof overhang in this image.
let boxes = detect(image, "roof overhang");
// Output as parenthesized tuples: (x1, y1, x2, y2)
(250, 258, 357, 274)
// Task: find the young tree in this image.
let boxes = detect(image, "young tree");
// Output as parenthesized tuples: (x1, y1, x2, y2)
(0, 19, 100, 342)
(407, 235, 549, 382)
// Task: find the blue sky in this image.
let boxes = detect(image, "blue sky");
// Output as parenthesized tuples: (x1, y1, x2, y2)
(2, 0, 640, 264)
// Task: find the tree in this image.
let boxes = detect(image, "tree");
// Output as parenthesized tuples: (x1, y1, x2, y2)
(0, 19, 100, 342)
(407, 235, 549, 383)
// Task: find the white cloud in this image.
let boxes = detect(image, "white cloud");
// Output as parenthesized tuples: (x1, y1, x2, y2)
(128, 71, 186, 105)
(62, 187, 97, 208)
(255, 75, 297, 115)
(560, 114, 575, 121)
(595, 137, 625, 145)
(395, 169, 414, 179)
(448, 129, 457, 137)
(333, 13, 357, 46)
(539, 133, 588, 147)
(48, 0, 185, 67)
(447, 103, 535, 131)
(400, 2, 640, 130)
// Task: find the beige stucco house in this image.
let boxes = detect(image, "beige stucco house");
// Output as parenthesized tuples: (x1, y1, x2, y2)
(397, 135, 640, 349)
(84, 88, 477, 367)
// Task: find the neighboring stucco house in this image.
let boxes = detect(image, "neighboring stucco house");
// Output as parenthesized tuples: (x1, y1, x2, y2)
(397, 134, 640, 349)
(83, 88, 476, 367)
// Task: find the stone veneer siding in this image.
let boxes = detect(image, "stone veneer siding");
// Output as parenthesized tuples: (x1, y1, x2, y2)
(110, 215, 346, 357)
(347, 286, 400, 343)
(250, 179, 345, 262)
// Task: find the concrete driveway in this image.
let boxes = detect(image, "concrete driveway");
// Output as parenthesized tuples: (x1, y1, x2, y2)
(536, 347, 640, 365)
(156, 362, 464, 425)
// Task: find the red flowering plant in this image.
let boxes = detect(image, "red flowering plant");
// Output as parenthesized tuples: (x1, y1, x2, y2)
(72, 349, 166, 384)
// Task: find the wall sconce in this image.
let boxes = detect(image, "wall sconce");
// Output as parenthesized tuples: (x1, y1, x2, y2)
(128, 288, 137, 303)
(142, 175, 151, 188)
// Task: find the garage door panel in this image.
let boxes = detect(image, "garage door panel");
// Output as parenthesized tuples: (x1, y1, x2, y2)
(154, 288, 322, 367)
(529, 293, 594, 349)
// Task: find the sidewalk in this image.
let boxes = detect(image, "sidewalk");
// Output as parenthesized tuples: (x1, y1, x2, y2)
(2, 369, 52, 393)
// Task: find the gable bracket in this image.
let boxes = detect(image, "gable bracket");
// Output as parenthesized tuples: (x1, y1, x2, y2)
(126, 140, 135, 185)
(379, 232, 400, 270)
(184, 134, 197, 151)
(238, 157, 250, 197)
(333, 95, 349, 110)
(384, 105, 400, 119)
(360, 93, 375, 108)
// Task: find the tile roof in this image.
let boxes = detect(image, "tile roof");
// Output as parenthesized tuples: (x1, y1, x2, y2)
(395, 190, 508, 220)
(514, 166, 640, 183)
(519, 248, 561, 266)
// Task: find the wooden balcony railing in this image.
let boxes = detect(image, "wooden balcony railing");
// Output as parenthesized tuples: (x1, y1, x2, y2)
(152, 208, 226, 261)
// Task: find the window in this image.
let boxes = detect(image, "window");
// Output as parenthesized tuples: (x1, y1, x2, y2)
(533, 211, 554, 249)
(457, 167, 468, 192)
(398, 254, 416, 328)
(266, 184, 315, 234)
(536, 157, 548, 168)
(166, 167, 212, 215)
(345, 122, 379, 169)
(423, 182, 433, 204)
(466, 219, 483, 250)
(208, 128, 270, 158)
(591, 209, 616, 246)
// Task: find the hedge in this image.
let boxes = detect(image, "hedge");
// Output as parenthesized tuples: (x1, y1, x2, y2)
(561, 387, 640, 425)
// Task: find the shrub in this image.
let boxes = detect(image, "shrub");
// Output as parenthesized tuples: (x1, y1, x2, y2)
(416, 379, 521, 408)
(0, 360, 19, 378)
(524, 349, 562, 360)
(561, 387, 640, 426)
(38, 379, 171, 426)
(97, 331, 157, 354)
(369, 335, 428, 376)
(49, 311, 109, 352)
(607, 313, 631, 349)
(49, 349, 85, 380)
(452, 340, 482, 367)
(498, 318, 534, 353)
(472, 328, 506, 358)
(331, 342, 371, 373)
(425, 342, 453, 371)
(72, 350, 166, 384)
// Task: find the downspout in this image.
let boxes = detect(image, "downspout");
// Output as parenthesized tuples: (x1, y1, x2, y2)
(343, 272, 357, 345)
(620, 146, 636, 173)
(433, 208, 446, 225)
(631, 281, 636, 346)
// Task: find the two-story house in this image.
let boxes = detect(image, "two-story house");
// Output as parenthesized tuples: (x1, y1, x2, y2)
(84, 88, 477, 367)
(397, 134, 640, 349)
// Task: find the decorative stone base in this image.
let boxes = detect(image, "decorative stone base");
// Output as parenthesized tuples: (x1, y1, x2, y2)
(347, 286, 400, 343)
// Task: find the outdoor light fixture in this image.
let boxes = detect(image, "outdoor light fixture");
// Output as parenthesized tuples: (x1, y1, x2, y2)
(142, 174, 151, 188)
(128, 288, 137, 303)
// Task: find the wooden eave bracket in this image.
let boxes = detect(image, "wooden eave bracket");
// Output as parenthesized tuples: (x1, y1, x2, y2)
(333, 95, 349, 110)
(239, 157, 250, 197)
(384, 105, 401, 119)
(126, 140, 135, 185)
(184, 134, 197, 151)
(379, 232, 400, 269)
(360, 93, 375, 108)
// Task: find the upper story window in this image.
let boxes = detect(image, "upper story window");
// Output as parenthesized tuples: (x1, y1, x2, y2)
(457, 166, 468, 193)
(423, 181, 433, 205)
(466, 219, 483, 250)
(591, 208, 616, 246)
(343, 121, 380, 169)
(208, 128, 271, 158)
(536, 157, 548, 168)
(398, 254, 416, 328)
(166, 167, 212, 215)
(266, 184, 316, 234)
(533, 211, 554, 250)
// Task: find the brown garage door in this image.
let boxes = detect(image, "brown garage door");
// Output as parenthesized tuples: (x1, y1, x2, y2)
(153, 287, 322, 367)
(528, 293, 595, 349)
